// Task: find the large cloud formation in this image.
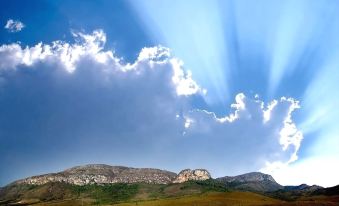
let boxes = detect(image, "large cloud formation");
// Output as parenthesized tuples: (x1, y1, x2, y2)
(0, 30, 302, 184)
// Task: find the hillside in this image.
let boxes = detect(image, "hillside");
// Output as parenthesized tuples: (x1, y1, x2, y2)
(0, 179, 229, 205)
(1, 164, 339, 206)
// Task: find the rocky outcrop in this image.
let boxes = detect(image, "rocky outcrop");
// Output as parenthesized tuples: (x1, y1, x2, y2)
(15, 164, 176, 185)
(216, 172, 283, 192)
(172, 169, 211, 183)
(217, 172, 276, 183)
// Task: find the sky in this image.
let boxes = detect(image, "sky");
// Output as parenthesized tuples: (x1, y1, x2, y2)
(0, 0, 338, 187)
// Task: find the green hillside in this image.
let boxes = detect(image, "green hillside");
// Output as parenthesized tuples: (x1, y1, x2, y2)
(0, 179, 228, 205)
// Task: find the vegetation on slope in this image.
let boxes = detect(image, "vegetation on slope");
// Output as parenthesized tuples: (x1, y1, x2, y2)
(71, 183, 139, 205)
(2, 180, 339, 206)
(0, 179, 229, 205)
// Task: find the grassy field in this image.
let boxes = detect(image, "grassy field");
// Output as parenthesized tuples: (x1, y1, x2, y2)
(14, 192, 339, 206)
(32, 191, 282, 206)
(118, 191, 283, 206)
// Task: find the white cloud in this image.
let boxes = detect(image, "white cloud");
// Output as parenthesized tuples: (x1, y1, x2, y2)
(263, 100, 277, 123)
(263, 155, 339, 187)
(182, 94, 302, 176)
(0, 30, 114, 72)
(4, 19, 25, 32)
(137, 46, 170, 62)
(0, 30, 302, 184)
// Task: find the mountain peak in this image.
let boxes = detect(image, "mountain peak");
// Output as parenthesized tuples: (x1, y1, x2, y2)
(216, 172, 283, 192)
(236, 172, 277, 183)
(217, 172, 277, 183)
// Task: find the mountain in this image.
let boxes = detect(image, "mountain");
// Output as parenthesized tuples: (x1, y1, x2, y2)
(0, 165, 225, 206)
(13, 164, 177, 185)
(172, 169, 211, 183)
(265, 184, 324, 201)
(311, 185, 339, 196)
(216, 172, 284, 192)
(284, 184, 323, 192)
(1, 164, 339, 206)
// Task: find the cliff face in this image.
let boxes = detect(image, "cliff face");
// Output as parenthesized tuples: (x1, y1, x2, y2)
(172, 169, 211, 183)
(15, 164, 177, 185)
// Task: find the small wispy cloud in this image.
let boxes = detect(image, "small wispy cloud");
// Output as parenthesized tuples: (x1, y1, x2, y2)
(4, 19, 25, 33)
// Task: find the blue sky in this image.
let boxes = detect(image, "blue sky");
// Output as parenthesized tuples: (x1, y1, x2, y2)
(0, 0, 339, 187)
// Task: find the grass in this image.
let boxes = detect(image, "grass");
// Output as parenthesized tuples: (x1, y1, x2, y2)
(180, 179, 229, 193)
(113, 191, 283, 206)
(25, 191, 339, 206)
(32, 191, 282, 206)
(71, 183, 139, 205)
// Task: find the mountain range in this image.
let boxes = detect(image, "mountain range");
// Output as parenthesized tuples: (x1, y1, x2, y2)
(1, 164, 338, 206)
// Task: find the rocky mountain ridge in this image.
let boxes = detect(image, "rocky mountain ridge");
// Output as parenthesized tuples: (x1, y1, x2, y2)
(6, 164, 323, 194)
(14, 164, 177, 185)
(13, 165, 213, 186)
(2, 164, 338, 205)
(216, 172, 284, 192)
(284, 184, 323, 192)
(216, 172, 276, 183)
